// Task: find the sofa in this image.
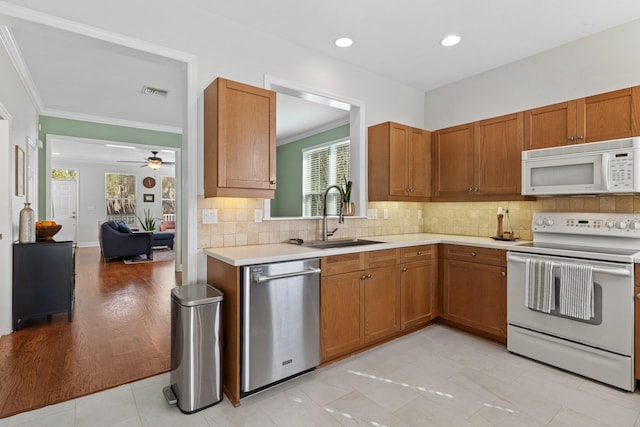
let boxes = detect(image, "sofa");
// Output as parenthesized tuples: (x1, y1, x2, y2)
(100, 221, 153, 262)
(154, 220, 175, 249)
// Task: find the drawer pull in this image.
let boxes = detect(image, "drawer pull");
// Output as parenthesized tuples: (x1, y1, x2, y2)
(402, 267, 407, 272)
(417, 251, 422, 256)
(470, 252, 476, 257)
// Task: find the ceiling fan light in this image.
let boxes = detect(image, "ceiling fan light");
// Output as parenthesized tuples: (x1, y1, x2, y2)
(147, 159, 162, 169)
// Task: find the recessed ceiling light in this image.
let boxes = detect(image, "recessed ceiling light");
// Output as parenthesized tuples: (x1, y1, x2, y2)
(335, 37, 353, 48)
(441, 34, 461, 47)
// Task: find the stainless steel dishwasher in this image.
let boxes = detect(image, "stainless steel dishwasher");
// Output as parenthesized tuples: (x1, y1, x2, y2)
(241, 258, 321, 395)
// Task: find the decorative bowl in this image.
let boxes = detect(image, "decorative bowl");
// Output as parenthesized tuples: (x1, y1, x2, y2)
(36, 224, 63, 241)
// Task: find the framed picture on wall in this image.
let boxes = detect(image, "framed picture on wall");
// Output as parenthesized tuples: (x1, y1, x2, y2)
(15, 145, 25, 197)
(143, 194, 154, 202)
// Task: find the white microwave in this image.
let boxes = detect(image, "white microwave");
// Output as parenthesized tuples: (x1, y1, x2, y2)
(522, 137, 640, 196)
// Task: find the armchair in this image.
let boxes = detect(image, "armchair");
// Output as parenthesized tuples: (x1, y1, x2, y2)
(99, 221, 153, 262)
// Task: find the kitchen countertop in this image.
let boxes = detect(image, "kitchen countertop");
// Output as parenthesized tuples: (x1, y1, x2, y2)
(204, 233, 529, 266)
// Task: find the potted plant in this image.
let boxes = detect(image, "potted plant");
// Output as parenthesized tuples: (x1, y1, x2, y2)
(341, 176, 355, 216)
(137, 209, 158, 231)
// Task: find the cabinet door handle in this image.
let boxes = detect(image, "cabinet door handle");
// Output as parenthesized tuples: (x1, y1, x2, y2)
(470, 252, 476, 257)
(467, 187, 473, 193)
(270, 179, 276, 184)
(568, 136, 575, 142)
(402, 267, 407, 272)
(577, 135, 584, 140)
(474, 187, 479, 192)
(361, 275, 367, 280)
(417, 251, 422, 256)
(636, 293, 640, 300)
(501, 271, 506, 277)
(366, 274, 372, 279)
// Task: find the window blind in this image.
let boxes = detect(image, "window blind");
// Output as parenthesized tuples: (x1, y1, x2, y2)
(302, 139, 350, 217)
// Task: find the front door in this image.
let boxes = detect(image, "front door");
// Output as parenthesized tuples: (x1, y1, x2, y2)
(52, 177, 78, 243)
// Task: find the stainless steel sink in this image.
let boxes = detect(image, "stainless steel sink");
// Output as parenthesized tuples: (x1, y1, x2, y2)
(301, 238, 382, 249)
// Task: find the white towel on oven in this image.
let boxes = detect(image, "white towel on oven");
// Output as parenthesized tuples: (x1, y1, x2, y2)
(524, 259, 555, 313)
(558, 263, 594, 321)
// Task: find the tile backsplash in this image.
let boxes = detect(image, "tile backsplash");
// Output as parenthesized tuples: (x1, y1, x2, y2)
(197, 196, 640, 248)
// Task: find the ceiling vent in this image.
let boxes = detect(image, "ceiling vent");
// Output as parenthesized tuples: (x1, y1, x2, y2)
(141, 86, 168, 97)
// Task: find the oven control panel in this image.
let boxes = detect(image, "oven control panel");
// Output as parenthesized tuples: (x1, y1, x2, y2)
(532, 212, 640, 236)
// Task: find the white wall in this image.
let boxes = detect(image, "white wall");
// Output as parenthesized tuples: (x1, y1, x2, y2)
(424, 18, 640, 130)
(0, 41, 39, 335)
(52, 159, 175, 246)
(0, 0, 426, 129)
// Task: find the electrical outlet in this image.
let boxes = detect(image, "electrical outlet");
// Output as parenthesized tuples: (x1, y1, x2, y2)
(254, 209, 263, 223)
(383, 209, 389, 220)
(367, 209, 378, 219)
(202, 209, 217, 224)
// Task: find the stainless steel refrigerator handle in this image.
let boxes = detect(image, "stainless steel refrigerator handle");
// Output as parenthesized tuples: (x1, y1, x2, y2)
(507, 253, 631, 276)
(254, 268, 322, 283)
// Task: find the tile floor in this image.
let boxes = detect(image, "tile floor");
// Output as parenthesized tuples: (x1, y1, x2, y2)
(2, 325, 640, 427)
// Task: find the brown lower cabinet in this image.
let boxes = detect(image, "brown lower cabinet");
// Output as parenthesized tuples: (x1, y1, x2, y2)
(321, 249, 402, 361)
(441, 244, 507, 342)
(321, 246, 438, 362)
(401, 245, 437, 330)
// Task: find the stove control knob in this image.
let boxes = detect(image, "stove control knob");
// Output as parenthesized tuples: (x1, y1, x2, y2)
(618, 221, 628, 230)
(544, 219, 555, 227)
(534, 218, 544, 226)
(605, 220, 616, 229)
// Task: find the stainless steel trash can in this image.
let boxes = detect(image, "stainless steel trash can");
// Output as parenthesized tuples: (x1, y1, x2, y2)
(163, 284, 223, 413)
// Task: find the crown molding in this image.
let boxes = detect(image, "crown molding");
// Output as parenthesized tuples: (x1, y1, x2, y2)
(278, 117, 350, 146)
(42, 108, 183, 134)
(0, 99, 12, 120)
(0, 25, 44, 112)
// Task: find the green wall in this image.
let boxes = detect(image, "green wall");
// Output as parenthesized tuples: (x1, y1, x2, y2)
(271, 124, 349, 217)
(38, 116, 182, 220)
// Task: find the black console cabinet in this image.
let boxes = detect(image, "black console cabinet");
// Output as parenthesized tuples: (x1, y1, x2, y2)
(12, 241, 75, 330)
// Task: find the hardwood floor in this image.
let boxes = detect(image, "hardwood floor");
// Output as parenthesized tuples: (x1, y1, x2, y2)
(0, 247, 178, 418)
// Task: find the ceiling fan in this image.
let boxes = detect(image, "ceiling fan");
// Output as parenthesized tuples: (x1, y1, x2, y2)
(118, 151, 175, 169)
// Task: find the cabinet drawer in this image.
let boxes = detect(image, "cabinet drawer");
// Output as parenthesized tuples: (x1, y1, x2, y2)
(365, 249, 401, 269)
(401, 245, 435, 263)
(322, 252, 365, 276)
(444, 244, 504, 266)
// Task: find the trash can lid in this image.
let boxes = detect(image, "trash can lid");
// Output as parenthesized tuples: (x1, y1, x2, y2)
(171, 284, 224, 306)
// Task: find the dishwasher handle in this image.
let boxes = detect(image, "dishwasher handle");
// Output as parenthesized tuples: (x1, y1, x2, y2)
(254, 267, 321, 283)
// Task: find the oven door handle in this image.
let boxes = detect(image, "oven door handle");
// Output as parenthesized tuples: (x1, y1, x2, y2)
(507, 253, 631, 277)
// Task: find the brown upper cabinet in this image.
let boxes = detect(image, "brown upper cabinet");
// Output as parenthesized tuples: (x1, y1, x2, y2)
(524, 86, 640, 150)
(204, 77, 277, 198)
(368, 122, 431, 201)
(432, 113, 523, 200)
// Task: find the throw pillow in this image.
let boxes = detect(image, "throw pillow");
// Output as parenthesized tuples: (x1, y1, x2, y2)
(117, 222, 133, 234)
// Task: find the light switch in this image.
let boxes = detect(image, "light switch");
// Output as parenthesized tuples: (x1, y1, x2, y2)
(254, 209, 263, 223)
(383, 209, 389, 220)
(202, 209, 217, 224)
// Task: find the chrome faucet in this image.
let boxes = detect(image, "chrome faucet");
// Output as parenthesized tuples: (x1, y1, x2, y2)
(322, 185, 345, 241)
